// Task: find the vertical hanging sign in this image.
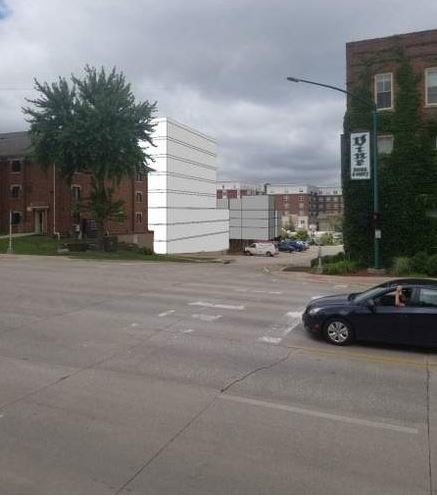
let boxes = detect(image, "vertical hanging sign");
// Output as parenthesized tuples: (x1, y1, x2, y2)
(350, 132, 371, 180)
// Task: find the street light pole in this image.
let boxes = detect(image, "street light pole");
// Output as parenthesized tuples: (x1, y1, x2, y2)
(286, 77, 381, 269)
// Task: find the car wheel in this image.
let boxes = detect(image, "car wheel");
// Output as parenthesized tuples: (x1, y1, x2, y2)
(323, 318, 354, 346)
(266, 251, 273, 257)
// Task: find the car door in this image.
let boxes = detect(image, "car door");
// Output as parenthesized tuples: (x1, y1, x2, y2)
(359, 288, 413, 345)
(412, 288, 437, 347)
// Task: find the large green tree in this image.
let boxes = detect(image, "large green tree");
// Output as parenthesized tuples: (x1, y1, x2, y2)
(23, 65, 156, 244)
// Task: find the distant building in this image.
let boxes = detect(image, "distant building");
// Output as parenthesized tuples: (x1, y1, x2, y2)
(0, 131, 152, 246)
(147, 118, 229, 254)
(217, 195, 280, 251)
(216, 181, 263, 199)
(265, 183, 343, 231)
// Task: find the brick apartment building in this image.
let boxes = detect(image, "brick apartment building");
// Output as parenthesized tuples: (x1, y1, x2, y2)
(344, 29, 437, 259)
(0, 131, 152, 246)
(265, 183, 343, 231)
(347, 29, 437, 122)
(216, 181, 263, 199)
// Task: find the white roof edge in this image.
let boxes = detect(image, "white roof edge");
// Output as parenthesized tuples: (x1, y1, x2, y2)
(153, 117, 216, 144)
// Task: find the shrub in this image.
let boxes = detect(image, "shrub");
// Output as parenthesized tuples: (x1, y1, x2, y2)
(391, 256, 413, 276)
(427, 254, 437, 276)
(142, 246, 154, 256)
(323, 260, 359, 275)
(411, 251, 429, 274)
(319, 233, 334, 245)
(295, 230, 309, 241)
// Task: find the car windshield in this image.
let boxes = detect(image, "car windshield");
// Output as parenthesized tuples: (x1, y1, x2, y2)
(353, 286, 386, 303)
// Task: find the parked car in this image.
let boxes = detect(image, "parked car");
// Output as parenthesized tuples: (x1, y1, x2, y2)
(278, 240, 296, 253)
(244, 242, 278, 257)
(302, 278, 437, 347)
(295, 240, 309, 250)
(285, 240, 306, 252)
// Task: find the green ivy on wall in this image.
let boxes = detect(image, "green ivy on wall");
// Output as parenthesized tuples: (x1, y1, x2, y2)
(342, 49, 437, 265)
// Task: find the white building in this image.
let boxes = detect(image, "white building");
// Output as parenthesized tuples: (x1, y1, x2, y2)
(146, 118, 229, 254)
(217, 196, 280, 242)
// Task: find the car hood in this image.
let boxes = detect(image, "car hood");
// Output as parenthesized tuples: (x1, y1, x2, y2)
(308, 293, 352, 307)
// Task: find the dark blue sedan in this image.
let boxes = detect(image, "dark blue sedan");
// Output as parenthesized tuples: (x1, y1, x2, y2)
(278, 240, 304, 252)
(302, 278, 437, 347)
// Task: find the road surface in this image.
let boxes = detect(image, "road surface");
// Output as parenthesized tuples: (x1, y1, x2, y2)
(0, 255, 434, 493)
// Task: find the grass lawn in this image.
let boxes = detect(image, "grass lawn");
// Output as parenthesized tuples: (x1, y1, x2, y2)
(0, 235, 59, 255)
(0, 235, 219, 263)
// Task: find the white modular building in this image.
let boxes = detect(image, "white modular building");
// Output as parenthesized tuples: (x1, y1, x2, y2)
(146, 118, 229, 254)
(217, 195, 280, 241)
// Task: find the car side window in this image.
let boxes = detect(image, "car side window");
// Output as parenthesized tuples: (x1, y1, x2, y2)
(374, 288, 413, 307)
(418, 289, 437, 308)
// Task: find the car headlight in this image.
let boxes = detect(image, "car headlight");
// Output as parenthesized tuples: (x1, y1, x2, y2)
(308, 307, 322, 316)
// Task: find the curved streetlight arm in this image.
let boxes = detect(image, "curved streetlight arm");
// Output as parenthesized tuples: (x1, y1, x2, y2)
(286, 77, 375, 110)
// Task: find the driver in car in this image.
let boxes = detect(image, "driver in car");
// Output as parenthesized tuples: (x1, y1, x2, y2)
(395, 286, 408, 307)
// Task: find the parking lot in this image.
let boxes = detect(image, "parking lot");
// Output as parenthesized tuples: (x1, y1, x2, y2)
(0, 255, 435, 494)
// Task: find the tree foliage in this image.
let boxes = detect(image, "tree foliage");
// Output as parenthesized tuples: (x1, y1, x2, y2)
(23, 66, 157, 239)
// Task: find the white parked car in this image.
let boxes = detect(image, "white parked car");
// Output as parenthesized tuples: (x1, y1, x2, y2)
(244, 242, 278, 257)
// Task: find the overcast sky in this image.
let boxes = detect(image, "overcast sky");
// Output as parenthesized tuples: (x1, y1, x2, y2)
(1, 1, 437, 185)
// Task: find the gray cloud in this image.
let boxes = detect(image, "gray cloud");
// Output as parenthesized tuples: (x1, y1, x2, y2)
(1, 0, 437, 185)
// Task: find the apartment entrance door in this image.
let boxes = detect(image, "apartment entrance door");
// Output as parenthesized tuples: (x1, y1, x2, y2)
(34, 209, 47, 234)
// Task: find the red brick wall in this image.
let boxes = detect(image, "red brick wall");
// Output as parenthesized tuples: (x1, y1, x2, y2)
(346, 29, 437, 120)
(0, 159, 149, 237)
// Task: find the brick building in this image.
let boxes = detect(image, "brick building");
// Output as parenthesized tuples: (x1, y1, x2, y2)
(344, 29, 437, 260)
(265, 183, 343, 231)
(347, 29, 437, 148)
(0, 131, 152, 246)
(216, 181, 263, 199)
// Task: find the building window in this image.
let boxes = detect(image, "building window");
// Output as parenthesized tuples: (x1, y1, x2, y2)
(136, 191, 143, 202)
(298, 195, 304, 201)
(71, 185, 81, 201)
(426, 68, 437, 106)
(10, 159, 22, 173)
(377, 135, 394, 155)
(375, 73, 393, 110)
(136, 172, 145, 182)
(135, 212, 143, 223)
(10, 185, 22, 198)
(299, 202, 304, 209)
(11, 211, 22, 225)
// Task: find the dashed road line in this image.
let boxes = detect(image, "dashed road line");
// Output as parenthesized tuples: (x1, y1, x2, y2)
(158, 310, 176, 317)
(258, 308, 303, 345)
(191, 313, 222, 322)
(188, 301, 245, 311)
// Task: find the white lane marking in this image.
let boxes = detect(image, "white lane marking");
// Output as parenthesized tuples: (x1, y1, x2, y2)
(131, 323, 139, 327)
(189, 301, 245, 311)
(258, 337, 282, 345)
(158, 310, 176, 317)
(220, 395, 419, 435)
(192, 313, 222, 322)
(181, 329, 194, 334)
(234, 289, 283, 295)
(334, 284, 348, 288)
(260, 308, 304, 344)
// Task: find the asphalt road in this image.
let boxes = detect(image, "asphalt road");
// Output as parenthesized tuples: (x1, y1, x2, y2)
(0, 255, 435, 494)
